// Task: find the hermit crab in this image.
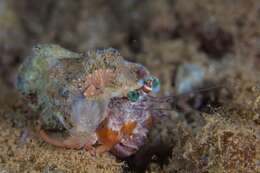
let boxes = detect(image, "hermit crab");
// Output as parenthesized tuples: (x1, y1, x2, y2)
(16, 44, 165, 157)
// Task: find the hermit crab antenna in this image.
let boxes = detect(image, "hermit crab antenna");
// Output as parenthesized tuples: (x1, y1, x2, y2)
(131, 84, 226, 112)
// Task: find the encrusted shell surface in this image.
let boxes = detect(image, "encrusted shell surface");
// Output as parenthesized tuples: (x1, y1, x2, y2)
(17, 44, 150, 135)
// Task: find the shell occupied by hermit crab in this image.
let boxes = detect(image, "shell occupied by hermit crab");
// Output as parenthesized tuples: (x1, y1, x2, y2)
(16, 44, 163, 157)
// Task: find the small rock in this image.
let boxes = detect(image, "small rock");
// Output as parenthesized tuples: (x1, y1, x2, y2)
(175, 64, 205, 94)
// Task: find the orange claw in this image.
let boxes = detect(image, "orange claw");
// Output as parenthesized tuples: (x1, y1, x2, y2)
(121, 121, 137, 136)
(94, 120, 138, 155)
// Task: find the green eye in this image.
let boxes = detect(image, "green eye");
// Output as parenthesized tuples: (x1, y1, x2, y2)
(144, 76, 160, 93)
(151, 77, 160, 92)
(127, 90, 140, 102)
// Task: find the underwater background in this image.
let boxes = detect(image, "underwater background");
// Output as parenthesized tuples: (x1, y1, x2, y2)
(0, 0, 259, 172)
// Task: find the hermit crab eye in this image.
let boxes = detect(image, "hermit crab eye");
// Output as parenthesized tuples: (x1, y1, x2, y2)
(127, 90, 140, 102)
(151, 77, 160, 93)
(141, 76, 160, 93)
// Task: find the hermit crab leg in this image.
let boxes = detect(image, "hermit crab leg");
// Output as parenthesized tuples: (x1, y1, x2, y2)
(37, 125, 96, 150)
(39, 129, 81, 149)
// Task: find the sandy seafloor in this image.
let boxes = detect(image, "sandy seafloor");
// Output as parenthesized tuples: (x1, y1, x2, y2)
(0, 0, 259, 172)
